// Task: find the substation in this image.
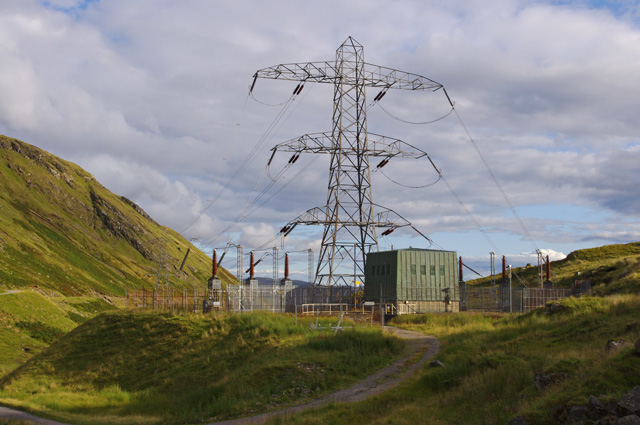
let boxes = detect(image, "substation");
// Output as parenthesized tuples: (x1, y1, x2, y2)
(129, 38, 577, 317)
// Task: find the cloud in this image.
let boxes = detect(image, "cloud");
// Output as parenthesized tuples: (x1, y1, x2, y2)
(0, 0, 639, 277)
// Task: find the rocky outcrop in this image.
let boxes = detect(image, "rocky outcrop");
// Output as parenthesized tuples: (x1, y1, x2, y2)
(90, 190, 152, 259)
(534, 373, 568, 390)
(605, 339, 634, 355)
(120, 196, 157, 225)
(543, 387, 640, 425)
(619, 387, 640, 416)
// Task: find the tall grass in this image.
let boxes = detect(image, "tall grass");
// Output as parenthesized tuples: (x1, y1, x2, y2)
(0, 311, 403, 425)
(267, 295, 640, 425)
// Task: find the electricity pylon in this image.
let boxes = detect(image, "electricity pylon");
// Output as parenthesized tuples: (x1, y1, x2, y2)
(251, 37, 443, 287)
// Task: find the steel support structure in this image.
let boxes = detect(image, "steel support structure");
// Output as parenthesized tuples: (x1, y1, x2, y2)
(252, 37, 443, 287)
(272, 247, 278, 288)
(308, 249, 314, 284)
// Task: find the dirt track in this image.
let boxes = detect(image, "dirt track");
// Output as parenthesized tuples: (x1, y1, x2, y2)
(211, 326, 439, 425)
(0, 326, 439, 425)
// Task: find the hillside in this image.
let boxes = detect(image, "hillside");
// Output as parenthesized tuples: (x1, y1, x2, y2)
(0, 297, 638, 425)
(0, 135, 235, 297)
(0, 311, 403, 425)
(467, 242, 640, 294)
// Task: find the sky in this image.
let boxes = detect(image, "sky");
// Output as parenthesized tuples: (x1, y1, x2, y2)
(1, 0, 639, 281)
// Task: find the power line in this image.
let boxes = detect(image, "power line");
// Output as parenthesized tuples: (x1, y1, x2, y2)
(377, 102, 454, 125)
(451, 107, 540, 254)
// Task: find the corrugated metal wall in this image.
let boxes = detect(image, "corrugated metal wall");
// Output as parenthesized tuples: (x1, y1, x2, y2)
(365, 249, 459, 303)
(364, 250, 398, 301)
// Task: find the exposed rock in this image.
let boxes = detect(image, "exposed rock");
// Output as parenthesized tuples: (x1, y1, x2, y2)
(619, 387, 640, 416)
(568, 405, 588, 424)
(605, 340, 633, 355)
(507, 415, 527, 425)
(429, 359, 444, 368)
(594, 415, 620, 425)
(618, 415, 640, 425)
(590, 395, 609, 420)
(536, 374, 552, 390)
(552, 404, 569, 423)
(534, 373, 568, 390)
(120, 196, 157, 224)
(90, 190, 152, 258)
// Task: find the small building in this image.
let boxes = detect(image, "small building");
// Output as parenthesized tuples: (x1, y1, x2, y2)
(364, 248, 460, 314)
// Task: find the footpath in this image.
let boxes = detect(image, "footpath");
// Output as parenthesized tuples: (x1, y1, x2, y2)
(0, 326, 439, 425)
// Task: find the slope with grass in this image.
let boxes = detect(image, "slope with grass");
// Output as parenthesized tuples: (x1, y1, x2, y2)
(468, 242, 640, 294)
(0, 290, 118, 378)
(0, 134, 235, 297)
(263, 295, 640, 425)
(0, 311, 404, 425)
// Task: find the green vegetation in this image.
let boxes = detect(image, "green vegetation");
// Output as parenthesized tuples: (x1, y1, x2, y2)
(0, 135, 235, 298)
(0, 291, 119, 376)
(264, 295, 640, 425)
(468, 242, 640, 294)
(0, 311, 404, 425)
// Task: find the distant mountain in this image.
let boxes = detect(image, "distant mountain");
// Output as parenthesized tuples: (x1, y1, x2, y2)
(0, 135, 235, 296)
(251, 276, 312, 286)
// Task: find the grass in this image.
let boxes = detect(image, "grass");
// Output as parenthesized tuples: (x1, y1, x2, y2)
(0, 291, 120, 377)
(0, 311, 404, 425)
(261, 295, 640, 425)
(0, 134, 236, 298)
(468, 242, 640, 294)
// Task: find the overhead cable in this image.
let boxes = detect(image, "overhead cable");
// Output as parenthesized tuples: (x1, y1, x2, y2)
(452, 107, 539, 254)
(377, 103, 454, 125)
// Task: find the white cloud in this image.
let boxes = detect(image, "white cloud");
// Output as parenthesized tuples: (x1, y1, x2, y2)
(0, 0, 639, 277)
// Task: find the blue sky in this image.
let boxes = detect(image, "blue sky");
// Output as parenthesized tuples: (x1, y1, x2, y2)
(1, 0, 639, 279)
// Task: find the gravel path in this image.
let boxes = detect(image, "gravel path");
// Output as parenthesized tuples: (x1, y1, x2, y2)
(0, 406, 67, 424)
(211, 326, 439, 425)
(0, 290, 23, 296)
(0, 326, 439, 425)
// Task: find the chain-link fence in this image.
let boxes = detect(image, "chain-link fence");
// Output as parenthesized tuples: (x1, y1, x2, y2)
(459, 283, 573, 313)
(125, 285, 358, 314)
(126, 283, 577, 315)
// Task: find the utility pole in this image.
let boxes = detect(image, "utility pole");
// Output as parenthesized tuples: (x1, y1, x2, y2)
(490, 252, 496, 286)
(537, 249, 543, 288)
(251, 37, 443, 287)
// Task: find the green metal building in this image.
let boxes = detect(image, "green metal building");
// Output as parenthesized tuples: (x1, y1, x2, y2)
(364, 248, 460, 314)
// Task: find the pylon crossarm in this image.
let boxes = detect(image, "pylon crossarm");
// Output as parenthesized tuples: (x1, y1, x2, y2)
(252, 61, 442, 92)
(253, 62, 338, 84)
(278, 205, 416, 232)
(270, 132, 428, 158)
(363, 63, 443, 91)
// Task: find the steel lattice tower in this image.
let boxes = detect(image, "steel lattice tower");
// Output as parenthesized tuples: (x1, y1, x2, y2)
(251, 37, 443, 287)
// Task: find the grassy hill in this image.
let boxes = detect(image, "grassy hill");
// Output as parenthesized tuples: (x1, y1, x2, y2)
(0, 134, 235, 297)
(0, 311, 403, 425)
(0, 290, 116, 377)
(0, 135, 237, 377)
(467, 242, 640, 294)
(0, 297, 638, 425)
(272, 295, 640, 425)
